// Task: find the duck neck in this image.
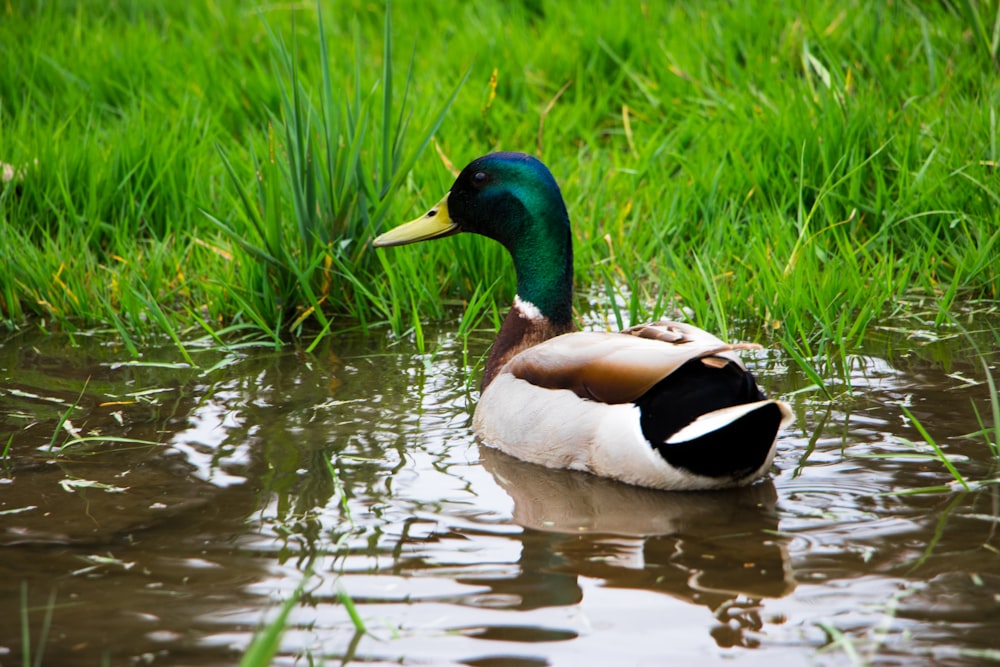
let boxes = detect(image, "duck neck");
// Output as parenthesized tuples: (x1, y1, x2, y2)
(481, 227, 575, 390)
(481, 297, 576, 390)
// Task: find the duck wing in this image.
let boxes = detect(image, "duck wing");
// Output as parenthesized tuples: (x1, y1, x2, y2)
(505, 321, 762, 404)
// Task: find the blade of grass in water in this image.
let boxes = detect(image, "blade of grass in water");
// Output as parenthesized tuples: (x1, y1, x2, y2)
(338, 585, 367, 633)
(240, 572, 311, 667)
(981, 355, 1000, 460)
(46, 379, 89, 453)
(900, 405, 971, 491)
(19, 583, 56, 667)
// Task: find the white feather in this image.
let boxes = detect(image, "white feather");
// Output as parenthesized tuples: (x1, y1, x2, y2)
(513, 295, 543, 322)
(666, 400, 794, 444)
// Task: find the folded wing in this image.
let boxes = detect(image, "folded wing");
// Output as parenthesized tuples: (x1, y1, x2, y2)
(505, 321, 762, 404)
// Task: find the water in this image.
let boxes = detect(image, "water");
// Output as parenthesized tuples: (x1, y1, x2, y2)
(1, 318, 998, 666)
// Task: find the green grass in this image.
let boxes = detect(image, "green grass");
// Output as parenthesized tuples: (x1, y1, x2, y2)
(1, 0, 998, 375)
(890, 322, 1000, 494)
(19, 583, 57, 667)
(240, 572, 311, 667)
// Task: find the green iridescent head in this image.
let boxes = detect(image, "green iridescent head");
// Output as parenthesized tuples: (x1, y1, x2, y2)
(374, 152, 574, 324)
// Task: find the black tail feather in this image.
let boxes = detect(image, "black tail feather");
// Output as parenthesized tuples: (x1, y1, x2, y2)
(653, 402, 784, 479)
(635, 358, 781, 479)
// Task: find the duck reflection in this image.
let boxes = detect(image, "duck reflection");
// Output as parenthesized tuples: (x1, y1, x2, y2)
(461, 446, 796, 647)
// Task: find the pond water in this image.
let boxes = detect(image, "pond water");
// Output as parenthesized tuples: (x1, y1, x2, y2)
(1, 311, 999, 666)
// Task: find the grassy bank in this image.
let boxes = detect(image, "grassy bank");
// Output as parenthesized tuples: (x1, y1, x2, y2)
(1, 0, 998, 366)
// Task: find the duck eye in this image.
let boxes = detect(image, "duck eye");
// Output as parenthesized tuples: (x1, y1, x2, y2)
(472, 171, 488, 187)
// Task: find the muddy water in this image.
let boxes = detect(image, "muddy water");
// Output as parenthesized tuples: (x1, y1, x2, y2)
(1, 318, 999, 666)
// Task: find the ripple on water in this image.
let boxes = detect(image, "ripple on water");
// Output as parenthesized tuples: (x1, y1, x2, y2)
(2, 326, 999, 666)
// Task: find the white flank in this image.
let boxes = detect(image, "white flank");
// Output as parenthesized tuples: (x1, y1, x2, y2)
(474, 373, 757, 490)
(513, 295, 544, 322)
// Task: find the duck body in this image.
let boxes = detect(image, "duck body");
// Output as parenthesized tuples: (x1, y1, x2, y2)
(476, 322, 789, 490)
(374, 152, 792, 491)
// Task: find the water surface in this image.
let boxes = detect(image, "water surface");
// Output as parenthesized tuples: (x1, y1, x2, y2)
(2, 317, 999, 666)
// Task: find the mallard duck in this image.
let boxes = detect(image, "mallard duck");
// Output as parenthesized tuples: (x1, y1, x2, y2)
(373, 152, 792, 491)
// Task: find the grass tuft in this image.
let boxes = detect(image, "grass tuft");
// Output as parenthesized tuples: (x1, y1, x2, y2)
(204, 1, 468, 344)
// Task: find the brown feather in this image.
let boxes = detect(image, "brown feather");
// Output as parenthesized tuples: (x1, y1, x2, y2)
(505, 324, 761, 404)
(482, 306, 575, 390)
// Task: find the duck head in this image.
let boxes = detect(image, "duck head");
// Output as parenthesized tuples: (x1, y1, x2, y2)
(374, 152, 575, 325)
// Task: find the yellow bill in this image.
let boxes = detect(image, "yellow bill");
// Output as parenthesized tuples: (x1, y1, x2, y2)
(372, 194, 458, 247)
